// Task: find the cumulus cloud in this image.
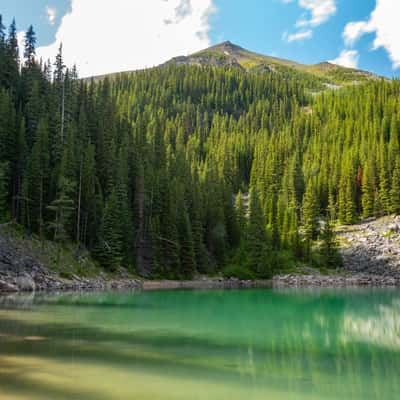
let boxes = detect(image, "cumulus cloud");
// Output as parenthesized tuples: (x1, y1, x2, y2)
(342, 0, 400, 69)
(283, 30, 313, 42)
(282, 0, 336, 43)
(329, 49, 359, 68)
(17, 31, 25, 59)
(343, 21, 370, 46)
(37, 0, 216, 77)
(46, 6, 57, 26)
(296, 0, 337, 27)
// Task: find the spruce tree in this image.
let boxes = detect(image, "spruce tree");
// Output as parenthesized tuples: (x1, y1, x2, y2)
(361, 162, 374, 218)
(24, 25, 36, 68)
(390, 157, 400, 214)
(302, 180, 319, 241)
(97, 189, 124, 270)
(0, 162, 8, 222)
(246, 188, 270, 277)
(320, 218, 341, 269)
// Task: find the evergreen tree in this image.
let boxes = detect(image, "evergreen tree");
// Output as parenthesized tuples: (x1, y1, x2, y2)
(0, 162, 8, 222)
(302, 180, 319, 241)
(97, 189, 124, 270)
(47, 176, 75, 244)
(320, 218, 341, 268)
(246, 188, 270, 277)
(379, 165, 391, 215)
(24, 25, 36, 67)
(361, 161, 375, 218)
(390, 157, 400, 214)
(178, 209, 197, 278)
(28, 119, 50, 238)
(235, 190, 246, 233)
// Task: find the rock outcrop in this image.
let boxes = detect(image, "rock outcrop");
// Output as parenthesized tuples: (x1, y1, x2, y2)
(337, 215, 400, 279)
(0, 230, 141, 293)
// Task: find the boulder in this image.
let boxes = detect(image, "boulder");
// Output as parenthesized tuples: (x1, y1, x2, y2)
(0, 279, 19, 292)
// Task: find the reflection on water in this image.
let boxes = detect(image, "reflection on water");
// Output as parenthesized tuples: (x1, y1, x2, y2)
(343, 299, 400, 349)
(0, 289, 399, 400)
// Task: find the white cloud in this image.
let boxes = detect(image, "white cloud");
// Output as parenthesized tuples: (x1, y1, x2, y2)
(342, 0, 400, 69)
(283, 30, 313, 42)
(46, 6, 57, 26)
(343, 21, 371, 46)
(296, 0, 336, 27)
(329, 49, 359, 68)
(37, 0, 216, 77)
(282, 0, 336, 45)
(17, 31, 25, 59)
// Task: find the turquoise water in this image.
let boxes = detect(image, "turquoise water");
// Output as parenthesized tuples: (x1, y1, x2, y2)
(0, 288, 399, 399)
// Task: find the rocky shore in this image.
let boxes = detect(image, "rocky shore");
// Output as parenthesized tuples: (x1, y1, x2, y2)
(3, 215, 400, 293)
(0, 229, 269, 293)
(273, 273, 399, 288)
(0, 231, 141, 293)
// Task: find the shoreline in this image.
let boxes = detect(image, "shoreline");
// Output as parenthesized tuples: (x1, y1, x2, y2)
(1, 273, 400, 294)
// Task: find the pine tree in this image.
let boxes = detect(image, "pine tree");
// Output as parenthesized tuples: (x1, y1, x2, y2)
(302, 180, 319, 241)
(28, 119, 50, 238)
(361, 161, 374, 218)
(97, 189, 124, 270)
(0, 15, 5, 42)
(327, 190, 336, 221)
(235, 190, 246, 233)
(338, 167, 355, 225)
(320, 218, 341, 269)
(390, 157, 400, 214)
(24, 25, 36, 68)
(179, 209, 197, 278)
(379, 165, 391, 215)
(0, 162, 8, 222)
(47, 176, 75, 243)
(246, 188, 270, 277)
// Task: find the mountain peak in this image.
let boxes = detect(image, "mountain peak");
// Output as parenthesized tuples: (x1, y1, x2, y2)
(169, 42, 380, 87)
(212, 40, 242, 50)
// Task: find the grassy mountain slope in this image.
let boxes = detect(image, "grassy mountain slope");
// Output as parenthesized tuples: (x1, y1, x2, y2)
(165, 41, 380, 88)
(92, 41, 381, 92)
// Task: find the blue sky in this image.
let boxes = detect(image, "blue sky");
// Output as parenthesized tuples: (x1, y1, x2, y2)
(1, 0, 399, 77)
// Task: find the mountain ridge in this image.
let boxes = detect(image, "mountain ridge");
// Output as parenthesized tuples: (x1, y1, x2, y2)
(89, 41, 381, 90)
(164, 41, 380, 87)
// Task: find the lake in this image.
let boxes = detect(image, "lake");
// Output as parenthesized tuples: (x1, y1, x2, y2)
(0, 288, 399, 399)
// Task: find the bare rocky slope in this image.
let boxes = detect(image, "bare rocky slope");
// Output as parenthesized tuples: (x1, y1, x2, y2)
(274, 216, 400, 287)
(338, 215, 400, 278)
(0, 225, 141, 292)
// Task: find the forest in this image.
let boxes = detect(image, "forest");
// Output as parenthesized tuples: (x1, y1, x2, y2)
(1, 17, 400, 279)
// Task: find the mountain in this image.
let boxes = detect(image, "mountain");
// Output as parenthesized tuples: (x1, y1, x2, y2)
(164, 41, 380, 88)
(92, 41, 381, 90)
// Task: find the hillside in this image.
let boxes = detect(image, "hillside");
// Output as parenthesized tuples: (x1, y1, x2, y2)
(1, 17, 400, 284)
(164, 41, 379, 88)
(90, 41, 380, 91)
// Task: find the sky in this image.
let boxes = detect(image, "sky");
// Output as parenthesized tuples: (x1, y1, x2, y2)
(1, 0, 399, 78)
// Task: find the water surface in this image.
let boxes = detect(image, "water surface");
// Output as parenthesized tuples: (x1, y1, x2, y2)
(0, 288, 399, 399)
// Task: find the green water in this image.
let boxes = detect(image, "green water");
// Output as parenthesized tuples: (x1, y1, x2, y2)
(0, 289, 399, 400)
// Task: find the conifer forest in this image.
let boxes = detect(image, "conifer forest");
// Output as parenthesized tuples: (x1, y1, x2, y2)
(1, 17, 400, 279)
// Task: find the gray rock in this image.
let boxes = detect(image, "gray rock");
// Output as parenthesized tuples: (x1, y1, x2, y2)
(15, 274, 36, 292)
(0, 279, 18, 292)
